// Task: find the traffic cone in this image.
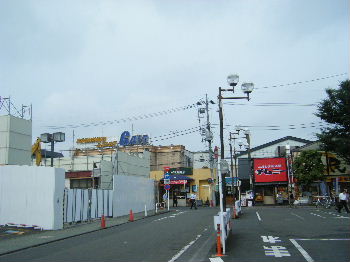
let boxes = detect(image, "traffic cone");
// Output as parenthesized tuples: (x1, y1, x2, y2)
(129, 209, 134, 222)
(215, 224, 224, 256)
(232, 206, 237, 219)
(101, 215, 106, 229)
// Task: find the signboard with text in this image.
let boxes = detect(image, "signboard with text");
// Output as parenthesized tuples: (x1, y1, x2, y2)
(169, 167, 193, 176)
(254, 158, 288, 183)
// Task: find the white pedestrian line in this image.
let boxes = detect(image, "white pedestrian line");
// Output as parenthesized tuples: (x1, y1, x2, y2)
(168, 234, 202, 262)
(335, 216, 350, 219)
(290, 239, 314, 262)
(291, 212, 305, 220)
(209, 257, 224, 262)
(256, 211, 262, 221)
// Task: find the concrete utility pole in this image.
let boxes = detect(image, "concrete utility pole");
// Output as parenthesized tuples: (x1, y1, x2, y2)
(205, 94, 216, 206)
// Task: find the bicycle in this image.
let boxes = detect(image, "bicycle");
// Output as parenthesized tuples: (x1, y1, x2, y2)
(315, 196, 334, 209)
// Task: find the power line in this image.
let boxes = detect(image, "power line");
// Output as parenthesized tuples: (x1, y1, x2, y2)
(255, 73, 348, 90)
(44, 101, 202, 130)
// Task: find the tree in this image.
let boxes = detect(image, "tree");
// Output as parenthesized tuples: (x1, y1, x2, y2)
(316, 80, 350, 164)
(293, 150, 325, 187)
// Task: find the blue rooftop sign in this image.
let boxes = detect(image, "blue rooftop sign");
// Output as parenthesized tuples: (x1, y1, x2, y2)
(119, 131, 149, 146)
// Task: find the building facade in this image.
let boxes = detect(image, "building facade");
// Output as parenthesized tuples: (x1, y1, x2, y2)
(237, 136, 312, 205)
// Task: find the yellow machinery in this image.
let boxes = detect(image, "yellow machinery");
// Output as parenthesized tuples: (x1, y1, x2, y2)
(32, 138, 42, 166)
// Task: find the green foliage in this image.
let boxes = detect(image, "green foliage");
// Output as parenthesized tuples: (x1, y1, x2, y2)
(316, 80, 350, 164)
(293, 150, 325, 186)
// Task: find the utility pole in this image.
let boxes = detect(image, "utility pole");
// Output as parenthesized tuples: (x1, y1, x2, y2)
(205, 94, 215, 206)
(218, 87, 227, 210)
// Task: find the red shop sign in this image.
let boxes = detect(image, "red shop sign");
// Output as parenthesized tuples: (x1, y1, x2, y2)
(254, 158, 288, 183)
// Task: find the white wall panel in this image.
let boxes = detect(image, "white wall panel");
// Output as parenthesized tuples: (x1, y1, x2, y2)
(113, 175, 155, 217)
(0, 166, 64, 230)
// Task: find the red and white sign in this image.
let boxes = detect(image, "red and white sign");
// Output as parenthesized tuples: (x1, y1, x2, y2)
(254, 158, 288, 183)
(170, 180, 188, 185)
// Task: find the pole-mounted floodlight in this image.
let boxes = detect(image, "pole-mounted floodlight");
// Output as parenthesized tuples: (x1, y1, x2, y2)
(40, 131, 65, 167)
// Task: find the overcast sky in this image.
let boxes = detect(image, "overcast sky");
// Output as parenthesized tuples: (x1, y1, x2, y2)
(0, 0, 349, 155)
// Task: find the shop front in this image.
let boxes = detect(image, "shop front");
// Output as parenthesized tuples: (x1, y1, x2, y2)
(254, 157, 289, 205)
(160, 175, 193, 207)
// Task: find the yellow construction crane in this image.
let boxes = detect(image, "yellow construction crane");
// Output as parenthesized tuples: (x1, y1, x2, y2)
(32, 137, 42, 166)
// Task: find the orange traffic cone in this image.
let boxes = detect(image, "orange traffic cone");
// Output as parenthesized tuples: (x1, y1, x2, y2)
(101, 215, 106, 229)
(129, 209, 134, 222)
(232, 206, 237, 219)
(216, 224, 224, 256)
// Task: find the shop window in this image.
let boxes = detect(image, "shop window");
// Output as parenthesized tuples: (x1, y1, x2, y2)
(264, 187, 274, 196)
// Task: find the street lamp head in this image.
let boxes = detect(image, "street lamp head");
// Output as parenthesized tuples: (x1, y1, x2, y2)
(241, 82, 254, 93)
(238, 140, 244, 148)
(235, 125, 242, 133)
(230, 133, 237, 140)
(227, 74, 239, 87)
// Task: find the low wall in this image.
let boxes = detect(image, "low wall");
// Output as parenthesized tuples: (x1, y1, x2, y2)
(0, 166, 65, 230)
(113, 175, 155, 217)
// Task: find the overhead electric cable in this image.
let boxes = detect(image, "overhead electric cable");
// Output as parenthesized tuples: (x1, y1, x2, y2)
(44, 100, 202, 130)
(255, 73, 348, 90)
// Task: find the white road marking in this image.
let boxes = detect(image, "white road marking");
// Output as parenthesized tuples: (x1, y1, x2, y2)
(294, 238, 350, 241)
(263, 246, 290, 257)
(153, 211, 186, 222)
(310, 213, 326, 218)
(168, 234, 202, 262)
(291, 212, 305, 220)
(261, 236, 281, 243)
(256, 212, 262, 221)
(209, 257, 224, 262)
(290, 239, 314, 262)
(38, 235, 53, 239)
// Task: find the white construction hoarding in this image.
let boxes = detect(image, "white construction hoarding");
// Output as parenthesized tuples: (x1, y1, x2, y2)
(113, 175, 155, 217)
(0, 165, 65, 230)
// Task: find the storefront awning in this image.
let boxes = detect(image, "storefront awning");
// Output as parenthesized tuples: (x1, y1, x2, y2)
(255, 182, 288, 186)
(161, 175, 193, 181)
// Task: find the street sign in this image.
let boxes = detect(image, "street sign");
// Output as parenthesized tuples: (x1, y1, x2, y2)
(164, 179, 170, 184)
(164, 184, 170, 190)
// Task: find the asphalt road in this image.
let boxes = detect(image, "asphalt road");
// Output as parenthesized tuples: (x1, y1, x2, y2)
(0, 206, 349, 262)
(0, 207, 217, 262)
(222, 206, 350, 262)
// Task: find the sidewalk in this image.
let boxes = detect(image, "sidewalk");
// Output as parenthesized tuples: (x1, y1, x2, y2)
(0, 209, 169, 256)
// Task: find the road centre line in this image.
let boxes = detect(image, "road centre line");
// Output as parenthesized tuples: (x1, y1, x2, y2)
(256, 212, 262, 221)
(168, 234, 202, 262)
(291, 212, 305, 220)
(290, 239, 314, 262)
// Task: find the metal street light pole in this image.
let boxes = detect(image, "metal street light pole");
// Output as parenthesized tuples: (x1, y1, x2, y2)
(218, 75, 254, 211)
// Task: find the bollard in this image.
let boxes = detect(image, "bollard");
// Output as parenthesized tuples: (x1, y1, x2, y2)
(216, 224, 224, 256)
(101, 215, 106, 229)
(145, 204, 148, 217)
